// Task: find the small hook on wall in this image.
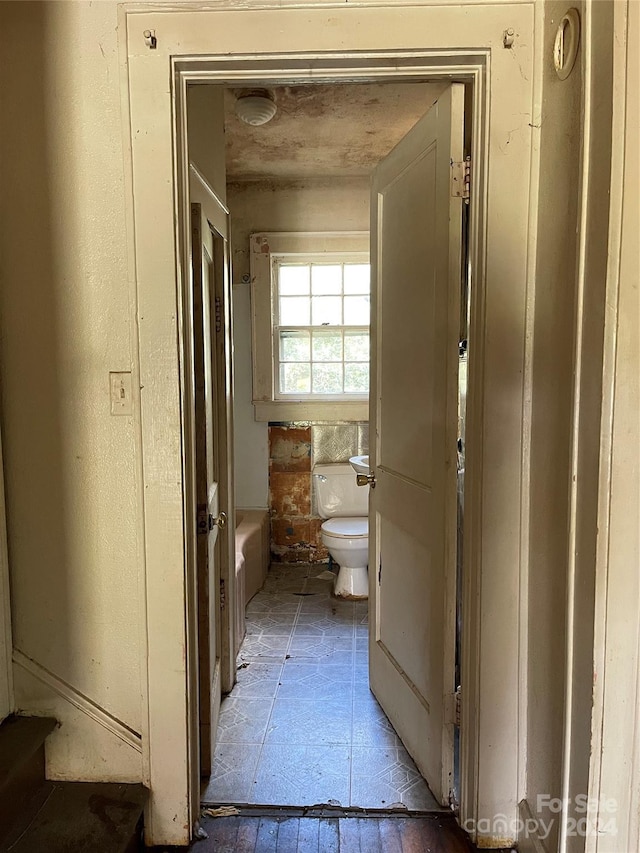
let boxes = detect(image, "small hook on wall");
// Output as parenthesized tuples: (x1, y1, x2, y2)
(143, 29, 157, 50)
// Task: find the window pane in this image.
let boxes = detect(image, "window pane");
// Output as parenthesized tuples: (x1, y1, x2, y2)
(280, 330, 310, 362)
(344, 295, 370, 325)
(280, 296, 310, 325)
(344, 363, 369, 393)
(311, 265, 342, 295)
(279, 265, 310, 295)
(344, 264, 370, 294)
(312, 296, 342, 325)
(312, 330, 342, 362)
(280, 363, 311, 394)
(344, 331, 369, 362)
(312, 363, 343, 394)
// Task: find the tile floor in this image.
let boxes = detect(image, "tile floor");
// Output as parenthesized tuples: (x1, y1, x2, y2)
(202, 563, 442, 811)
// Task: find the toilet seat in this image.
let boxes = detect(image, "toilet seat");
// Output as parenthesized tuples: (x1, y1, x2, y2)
(321, 517, 368, 539)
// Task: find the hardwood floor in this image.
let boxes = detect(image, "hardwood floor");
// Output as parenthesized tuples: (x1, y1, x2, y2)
(193, 812, 478, 852)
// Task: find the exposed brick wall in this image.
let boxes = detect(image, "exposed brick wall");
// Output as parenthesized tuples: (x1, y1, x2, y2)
(268, 422, 369, 563)
(268, 424, 328, 563)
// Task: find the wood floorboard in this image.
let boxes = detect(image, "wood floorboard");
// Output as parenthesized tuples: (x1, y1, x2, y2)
(235, 816, 260, 853)
(399, 816, 432, 853)
(357, 815, 381, 849)
(255, 816, 280, 851)
(338, 816, 362, 852)
(296, 815, 320, 851)
(378, 817, 404, 853)
(195, 813, 485, 852)
(317, 817, 340, 853)
(276, 817, 300, 851)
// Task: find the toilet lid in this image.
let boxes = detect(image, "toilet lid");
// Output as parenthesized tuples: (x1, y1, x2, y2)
(322, 517, 368, 538)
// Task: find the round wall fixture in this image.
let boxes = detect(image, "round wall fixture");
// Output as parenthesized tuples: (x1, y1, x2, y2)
(235, 89, 277, 126)
(554, 8, 580, 80)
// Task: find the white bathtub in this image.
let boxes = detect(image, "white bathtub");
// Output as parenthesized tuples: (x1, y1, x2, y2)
(234, 509, 270, 651)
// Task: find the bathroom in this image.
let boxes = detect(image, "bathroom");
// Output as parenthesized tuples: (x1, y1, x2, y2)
(199, 80, 467, 809)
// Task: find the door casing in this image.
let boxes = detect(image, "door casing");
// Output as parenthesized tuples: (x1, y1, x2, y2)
(0, 432, 13, 723)
(123, 3, 535, 845)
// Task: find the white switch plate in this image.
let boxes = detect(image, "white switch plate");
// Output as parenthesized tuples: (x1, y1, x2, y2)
(109, 371, 133, 416)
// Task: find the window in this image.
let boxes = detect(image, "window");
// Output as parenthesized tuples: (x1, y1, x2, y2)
(276, 261, 370, 398)
(250, 232, 370, 422)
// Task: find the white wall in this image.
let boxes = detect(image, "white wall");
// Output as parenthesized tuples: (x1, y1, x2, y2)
(0, 1, 636, 848)
(228, 178, 370, 509)
(522, 3, 640, 851)
(523, 3, 584, 847)
(588, 2, 640, 850)
(0, 2, 143, 781)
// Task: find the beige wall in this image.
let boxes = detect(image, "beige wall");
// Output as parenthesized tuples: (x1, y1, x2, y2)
(228, 178, 369, 509)
(589, 1, 640, 849)
(524, 2, 584, 845)
(0, 2, 143, 779)
(0, 0, 637, 848)
(523, 3, 640, 851)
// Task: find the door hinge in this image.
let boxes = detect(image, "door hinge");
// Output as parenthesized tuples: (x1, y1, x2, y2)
(220, 578, 226, 611)
(445, 687, 461, 726)
(197, 505, 208, 536)
(215, 295, 222, 334)
(451, 156, 471, 203)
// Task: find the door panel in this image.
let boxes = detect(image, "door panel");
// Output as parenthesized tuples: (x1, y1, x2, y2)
(369, 83, 464, 805)
(190, 165, 234, 778)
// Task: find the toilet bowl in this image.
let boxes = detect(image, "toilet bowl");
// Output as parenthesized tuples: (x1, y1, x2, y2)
(313, 463, 369, 600)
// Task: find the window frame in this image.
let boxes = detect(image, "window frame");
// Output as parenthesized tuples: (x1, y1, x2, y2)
(250, 231, 370, 422)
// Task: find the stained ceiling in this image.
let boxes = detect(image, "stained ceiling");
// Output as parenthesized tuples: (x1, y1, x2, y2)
(224, 81, 448, 181)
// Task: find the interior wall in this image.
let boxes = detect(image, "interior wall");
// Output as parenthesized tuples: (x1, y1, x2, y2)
(187, 86, 227, 204)
(593, 2, 640, 844)
(228, 177, 370, 510)
(268, 422, 369, 563)
(523, 3, 638, 851)
(523, 2, 584, 847)
(0, 1, 143, 780)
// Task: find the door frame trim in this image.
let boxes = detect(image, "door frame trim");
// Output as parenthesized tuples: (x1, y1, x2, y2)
(0, 432, 14, 723)
(185, 162, 233, 818)
(173, 48, 487, 837)
(123, 4, 536, 843)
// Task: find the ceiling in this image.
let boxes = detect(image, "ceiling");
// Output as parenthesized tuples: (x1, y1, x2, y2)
(224, 81, 448, 181)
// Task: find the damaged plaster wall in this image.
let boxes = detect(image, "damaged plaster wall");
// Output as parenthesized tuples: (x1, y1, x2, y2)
(0, 2, 142, 781)
(229, 177, 370, 515)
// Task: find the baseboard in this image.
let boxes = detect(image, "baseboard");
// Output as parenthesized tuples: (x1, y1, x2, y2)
(13, 649, 142, 753)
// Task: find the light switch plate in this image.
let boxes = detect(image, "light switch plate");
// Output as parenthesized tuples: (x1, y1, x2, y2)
(110, 371, 133, 416)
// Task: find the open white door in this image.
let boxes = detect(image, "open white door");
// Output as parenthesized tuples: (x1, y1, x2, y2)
(190, 165, 235, 778)
(369, 83, 464, 805)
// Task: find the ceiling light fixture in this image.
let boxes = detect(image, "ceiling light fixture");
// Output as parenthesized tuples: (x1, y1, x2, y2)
(235, 89, 277, 126)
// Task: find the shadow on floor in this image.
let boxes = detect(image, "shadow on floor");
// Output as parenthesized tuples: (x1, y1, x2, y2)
(203, 563, 443, 811)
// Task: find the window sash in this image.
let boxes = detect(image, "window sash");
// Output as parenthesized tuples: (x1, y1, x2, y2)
(250, 232, 370, 420)
(272, 254, 371, 401)
(274, 324, 370, 399)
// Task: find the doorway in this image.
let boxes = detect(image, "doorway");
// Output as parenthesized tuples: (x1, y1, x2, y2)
(189, 77, 472, 815)
(126, 6, 536, 840)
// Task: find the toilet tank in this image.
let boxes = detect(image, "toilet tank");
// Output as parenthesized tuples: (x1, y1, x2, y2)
(313, 463, 369, 518)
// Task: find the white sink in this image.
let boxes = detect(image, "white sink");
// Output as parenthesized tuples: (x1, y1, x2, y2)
(349, 455, 370, 475)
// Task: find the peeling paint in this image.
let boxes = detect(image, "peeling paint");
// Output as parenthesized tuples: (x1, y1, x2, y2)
(224, 81, 447, 180)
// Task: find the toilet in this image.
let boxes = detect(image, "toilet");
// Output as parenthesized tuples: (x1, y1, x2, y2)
(313, 463, 369, 599)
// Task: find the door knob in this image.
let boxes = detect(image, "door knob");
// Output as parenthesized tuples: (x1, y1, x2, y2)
(209, 511, 227, 530)
(356, 473, 376, 489)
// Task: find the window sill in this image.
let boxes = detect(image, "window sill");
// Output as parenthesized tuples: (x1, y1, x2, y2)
(253, 400, 369, 423)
